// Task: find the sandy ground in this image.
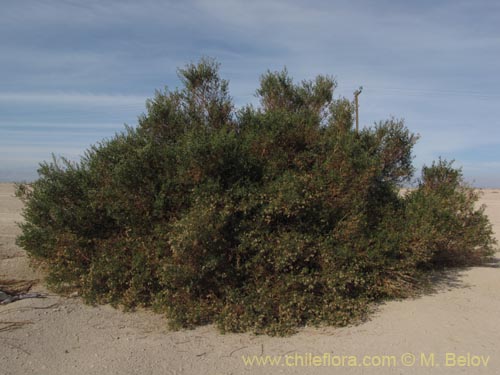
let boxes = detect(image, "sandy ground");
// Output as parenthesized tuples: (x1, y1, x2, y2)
(1, 183, 499, 375)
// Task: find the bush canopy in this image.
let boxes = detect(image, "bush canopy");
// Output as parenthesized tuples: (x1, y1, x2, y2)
(16, 58, 496, 335)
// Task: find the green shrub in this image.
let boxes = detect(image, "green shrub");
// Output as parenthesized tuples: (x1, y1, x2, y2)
(404, 159, 495, 267)
(16, 58, 496, 335)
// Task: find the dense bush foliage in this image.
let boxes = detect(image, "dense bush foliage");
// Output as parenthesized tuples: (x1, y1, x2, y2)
(16, 59, 496, 335)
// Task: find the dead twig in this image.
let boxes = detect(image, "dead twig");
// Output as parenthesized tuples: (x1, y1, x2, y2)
(0, 320, 33, 333)
(0, 279, 38, 295)
(229, 346, 248, 357)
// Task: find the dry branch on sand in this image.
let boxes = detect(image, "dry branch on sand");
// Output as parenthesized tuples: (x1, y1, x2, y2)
(0, 279, 44, 305)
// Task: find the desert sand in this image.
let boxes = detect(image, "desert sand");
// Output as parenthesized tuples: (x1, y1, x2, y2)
(1, 183, 499, 374)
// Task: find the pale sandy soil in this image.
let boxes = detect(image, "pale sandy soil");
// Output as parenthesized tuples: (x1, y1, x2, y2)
(1, 183, 499, 374)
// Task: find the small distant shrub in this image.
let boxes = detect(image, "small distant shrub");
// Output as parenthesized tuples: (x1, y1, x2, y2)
(16, 58, 496, 335)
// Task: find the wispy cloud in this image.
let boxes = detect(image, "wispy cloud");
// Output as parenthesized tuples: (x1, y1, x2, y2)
(1, 0, 499, 185)
(0, 92, 146, 107)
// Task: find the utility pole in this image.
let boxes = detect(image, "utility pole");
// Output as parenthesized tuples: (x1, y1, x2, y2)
(353, 86, 363, 133)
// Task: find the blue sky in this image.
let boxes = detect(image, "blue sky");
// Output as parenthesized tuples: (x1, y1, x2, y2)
(1, 0, 499, 186)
